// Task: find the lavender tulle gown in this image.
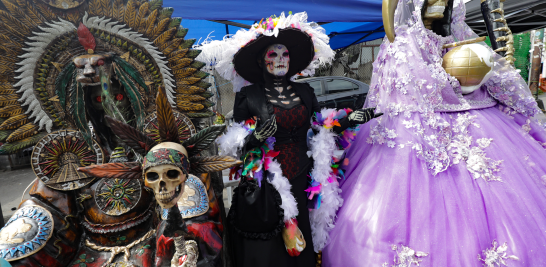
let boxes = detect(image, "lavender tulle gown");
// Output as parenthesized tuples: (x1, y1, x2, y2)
(322, 0, 546, 266)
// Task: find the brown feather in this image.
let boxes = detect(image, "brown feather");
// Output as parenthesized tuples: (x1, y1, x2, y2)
(160, 38, 182, 55)
(65, 12, 79, 24)
(170, 59, 193, 71)
(176, 77, 201, 85)
(177, 94, 205, 102)
(1, 0, 36, 28)
(153, 27, 176, 47)
(88, 0, 100, 16)
(0, 105, 23, 117)
(0, 94, 18, 105)
(34, 2, 56, 20)
(176, 100, 204, 111)
(156, 87, 180, 143)
(176, 86, 205, 95)
(0, 10, 30, 36)
(0, 114, 28, 130)
(189, 156, 242, 174)
(105, 116, 156, 154)
(78, 162, 142, 180)
(124, 0, 137, 28)
(150, 17, 169, 40)
(112, 0, 124, 22)
(0, 89, 15, 94)
(144, 9, 158, 38)
(100, 0, 110, 17)
(136, 2, 149, 33)
(17, 0, 45, 25)
(168, 49, 189, 62)
(6, 122, 37, 142)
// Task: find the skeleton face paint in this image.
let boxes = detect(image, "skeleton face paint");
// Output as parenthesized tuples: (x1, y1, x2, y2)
(264, 44, 290, 77)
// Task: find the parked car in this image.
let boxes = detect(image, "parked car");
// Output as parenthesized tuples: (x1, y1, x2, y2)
(294, 76, 369, 110)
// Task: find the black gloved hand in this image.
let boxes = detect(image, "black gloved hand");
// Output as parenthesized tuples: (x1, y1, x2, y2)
(253, 115, 277, 142)
(348, 108, 382, 127)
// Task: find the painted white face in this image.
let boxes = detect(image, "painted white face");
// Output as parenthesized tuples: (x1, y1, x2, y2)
(264, 44, 290, 77)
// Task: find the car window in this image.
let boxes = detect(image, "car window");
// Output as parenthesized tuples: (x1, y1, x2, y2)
(325, 79, 358, 94)
(307, 81, 323, 95)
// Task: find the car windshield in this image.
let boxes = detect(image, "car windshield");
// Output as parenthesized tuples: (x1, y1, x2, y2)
(326, 79, 358, 94)
(307, 80, 323, 96)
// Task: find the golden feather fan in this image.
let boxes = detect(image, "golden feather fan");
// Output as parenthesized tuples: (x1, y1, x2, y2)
(6, 122, 38, 142)
(0, 105, 23, 117)
(124, 0, 137, 28)
(0, 94, 18, 105)
(177, 94, 206, 102)
(169, 49, 189, 61)
(136, 2, 149, 32)
(176, 86, 204, 95)
(153, 27, 176, 47)
(0, 114, 28, 130)
(176, 101, 204, 111)
(170, 59, 193, 71)
(151, 17, 170, 40)
(177, 77, 202, 85)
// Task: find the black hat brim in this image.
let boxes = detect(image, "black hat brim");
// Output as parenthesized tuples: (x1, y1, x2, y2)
(233, 28, 315, 84)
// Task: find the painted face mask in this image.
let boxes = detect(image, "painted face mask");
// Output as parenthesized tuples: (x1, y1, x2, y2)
(264, 44, 290, 77)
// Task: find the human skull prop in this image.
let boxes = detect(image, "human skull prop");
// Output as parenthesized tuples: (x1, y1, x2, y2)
(143, 142, 189, 209)
(422, 0, 448, 29)
(264, 44, 290, 77)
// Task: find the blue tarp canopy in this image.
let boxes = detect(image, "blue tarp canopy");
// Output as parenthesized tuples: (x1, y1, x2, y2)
(165, 0, 385, 50)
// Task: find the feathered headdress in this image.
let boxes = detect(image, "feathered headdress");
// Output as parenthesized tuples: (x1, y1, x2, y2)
(78, 87, 241, 179)
(196, 11, 335, 92)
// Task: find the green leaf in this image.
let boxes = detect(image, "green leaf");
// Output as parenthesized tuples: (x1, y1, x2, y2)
(55, 62, 76, 108)
(113, 56, 149, 93)
(0, 132, 47, 155)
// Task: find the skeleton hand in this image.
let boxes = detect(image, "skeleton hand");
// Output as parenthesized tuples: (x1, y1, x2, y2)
(282, 219, 306, 257)
(348, 108, 381, 127)
(253, 115, 277, 142)
(177, 240, 199, 267)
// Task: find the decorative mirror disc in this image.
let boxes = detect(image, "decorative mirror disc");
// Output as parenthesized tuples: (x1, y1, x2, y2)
(0, 205, 54, 261)
(144, 111, 196, 143)
(95, 178, 142, 216)
(31, 130, 104, 191)
(38, 0, 85, 9)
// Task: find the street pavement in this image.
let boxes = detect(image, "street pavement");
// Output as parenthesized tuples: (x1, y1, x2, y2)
(0, 167, 35, 224)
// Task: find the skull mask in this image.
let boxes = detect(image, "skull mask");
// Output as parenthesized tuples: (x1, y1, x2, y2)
(143, 142, 189, 209)
(422, 0, 448, 29)
(263, 44, 290, 77)
(73, 54, 112, 85)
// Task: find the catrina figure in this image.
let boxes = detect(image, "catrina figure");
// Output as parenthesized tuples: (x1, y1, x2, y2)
(78, 87, 241, 267)
(0, 0, 229, 266)
(197, 12, 378, 267)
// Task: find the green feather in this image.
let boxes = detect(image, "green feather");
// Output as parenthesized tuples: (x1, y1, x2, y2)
(180, 39, 196, 49)
(68, 76, 92, 147)
(0, 132, 47, 155)
(0, 129, 14, 142)
(100, 67, 129, 125)
(149, 0, 163, 11)
(176, 28, 188, 39)
(159, 7, 173, 20)
(113, 56, 149, 93)
(169, 17, 181, 28)
(201, 91, 214, 99)
(182, 125, 225, 157)
(55, 62, 76, 108)
(185, 110, 214, 118)
(114, 65, 145, 130)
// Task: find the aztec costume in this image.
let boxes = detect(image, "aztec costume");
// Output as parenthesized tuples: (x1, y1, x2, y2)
(0, 0, 233, 266)
(322, 0, 546, 266)
(197, 12, 376, 267)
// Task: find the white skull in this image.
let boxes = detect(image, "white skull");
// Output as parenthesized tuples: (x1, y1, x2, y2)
(144, 142, 188, 209)
(264, 44, 290, 77)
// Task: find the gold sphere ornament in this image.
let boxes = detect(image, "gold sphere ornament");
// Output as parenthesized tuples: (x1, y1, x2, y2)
(442, 44, 493, 94)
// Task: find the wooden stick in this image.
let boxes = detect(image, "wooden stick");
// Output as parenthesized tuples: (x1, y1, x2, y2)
(442, 36, 487, 49)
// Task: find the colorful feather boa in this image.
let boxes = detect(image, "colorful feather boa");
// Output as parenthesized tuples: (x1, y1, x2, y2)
(216, 108, 357, 252)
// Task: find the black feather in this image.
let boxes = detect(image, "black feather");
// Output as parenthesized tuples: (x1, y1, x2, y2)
(55, 62, 76, 108)
(182, 125, 225, 157)
(113, 56, 149, 93)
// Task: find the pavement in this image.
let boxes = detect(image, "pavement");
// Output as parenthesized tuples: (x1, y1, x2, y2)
(0, 167, 35, 225)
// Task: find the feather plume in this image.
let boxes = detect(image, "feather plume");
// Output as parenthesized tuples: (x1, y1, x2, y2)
(0, 114, 28, 131)
(176, 101, 204, 111)
(124, 0, 137, 28)
(16, 0, 45, 25)
(6, 122, 37, 142)
(160, 38, 182, 55)
(176, 85, 204, 95)
(0, 132, 46, 155)
(136, 2, 149, 32)
(150, 17, 169, 40)
(0, 105, 23, 117)
(186, 110, 214, 118)
(105, 116, 156, 154)
(99, 0, 110, 17)
(149, 0, 162, 11)
(88, 0, 100, 16)
(68, 76, 93, 147)
(144, 9, 158, 37)
(156, 86, 179, 143)
(100, 66, 129, 124)
(55, 62, 76, 108)
(113, 56, 149, 93)
(0, 11, 29, 38)
(78, 162, 142, 180)
(176, 77, 201, 85)
(113, 64, 145, 129)
(189, 155, 242, 174)
(153, 27, 176, 47)
(0, 129, 14, 142)
(170, 59, 193, 71)
(177, 94, 205, 102)
(158, 7, 173, 21)
(34, 2, 55, 20)
(168, 48, 189, 61)
(1, 0, 36, 27)
(78, 23, 96, 52)
(112, 0, 124, 22)
(0, 94, 18, 105)
(182, 125, 225, 157)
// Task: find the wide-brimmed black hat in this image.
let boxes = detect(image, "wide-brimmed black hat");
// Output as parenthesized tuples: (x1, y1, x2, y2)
(233, 28, 315, 84)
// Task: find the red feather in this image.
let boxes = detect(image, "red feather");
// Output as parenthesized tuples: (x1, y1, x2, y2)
(78, 162, 142, 179)
(78, 23, 96, 52)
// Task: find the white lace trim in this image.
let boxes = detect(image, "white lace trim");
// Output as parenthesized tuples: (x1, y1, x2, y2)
(478, 241, 519, 267)
(382, 245, 429, 267)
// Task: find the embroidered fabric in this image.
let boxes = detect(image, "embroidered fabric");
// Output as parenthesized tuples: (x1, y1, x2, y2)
(273, 104, 309, 179)
(478, 241, 519, 267)
(382, 245, 429, 267)
(362, 0, 541, 176)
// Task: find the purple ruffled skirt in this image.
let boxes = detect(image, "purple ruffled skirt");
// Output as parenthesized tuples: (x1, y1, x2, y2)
(323, 106, 546, 266)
